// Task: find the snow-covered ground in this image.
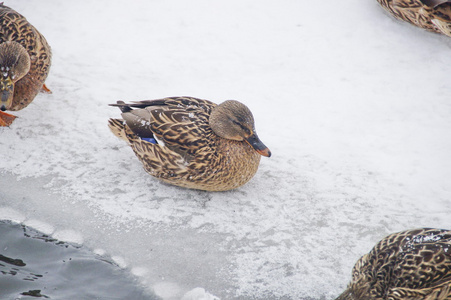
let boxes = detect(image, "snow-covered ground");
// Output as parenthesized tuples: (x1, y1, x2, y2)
(1, 0, 451, 299)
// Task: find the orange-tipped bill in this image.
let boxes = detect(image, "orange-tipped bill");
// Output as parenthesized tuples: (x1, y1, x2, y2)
(40, 83, 52, 94)
(0, 110, 17, 127)
(245, 133, 271, 157)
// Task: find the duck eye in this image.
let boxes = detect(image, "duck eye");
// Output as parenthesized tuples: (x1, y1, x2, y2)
(230, 118, 251, 135)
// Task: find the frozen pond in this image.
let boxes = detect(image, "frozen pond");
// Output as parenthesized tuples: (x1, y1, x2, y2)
(1, 0, 451, 299)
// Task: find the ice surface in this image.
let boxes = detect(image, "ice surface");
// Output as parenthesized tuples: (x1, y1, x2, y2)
(23, 219, 54, 235)
(182, 288, 220, 300)
(0, 207, 25, 223)
(52, 229, 84, 245)
(1, 0, 451, 299)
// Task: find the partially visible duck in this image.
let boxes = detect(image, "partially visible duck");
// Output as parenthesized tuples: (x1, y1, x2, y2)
(336, 228, 451, 300)
(0, 3, 51, 126)
(377, 0, 451, 37)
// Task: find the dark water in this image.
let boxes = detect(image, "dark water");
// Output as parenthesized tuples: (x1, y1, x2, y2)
(0, 220, 159, 300)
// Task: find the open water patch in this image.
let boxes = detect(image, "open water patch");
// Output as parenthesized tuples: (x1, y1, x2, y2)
(0, 220, 158, 300)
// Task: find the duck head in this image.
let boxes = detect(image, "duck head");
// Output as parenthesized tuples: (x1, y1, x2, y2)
(0, 41, 31, 111)
(209, 100, 271, 157)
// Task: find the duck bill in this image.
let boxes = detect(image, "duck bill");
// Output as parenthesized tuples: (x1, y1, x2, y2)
(245, 133, 271, 157)
(0, 77, 14, 111)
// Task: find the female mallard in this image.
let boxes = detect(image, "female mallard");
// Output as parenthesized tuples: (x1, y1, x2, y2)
(108, 97, 271, 192)
(377, 0, 451, 36)
(0, 3, 51, 126)
(336, 228, 451, 300)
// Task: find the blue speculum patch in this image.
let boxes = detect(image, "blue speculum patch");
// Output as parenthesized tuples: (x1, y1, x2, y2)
(141, 137, 157, 144)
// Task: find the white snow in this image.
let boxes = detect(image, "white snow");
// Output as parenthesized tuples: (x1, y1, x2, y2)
(132, 266, 150, 277)
(182, 288, 220, 300)
(93, 248, 107, 256)
(52, 229, 84, 245)
(153, 281, 183, 299)
(0, 206, 25, 223)
(111, 255, 128, 269)
(23, 219, 55, 235)
(1, 0, 451, 299)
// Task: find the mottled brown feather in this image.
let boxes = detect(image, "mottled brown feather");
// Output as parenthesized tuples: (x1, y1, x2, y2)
(377, 0, 451, 36)
(336, 228, 451, 300)
(0, 4, 51, 111)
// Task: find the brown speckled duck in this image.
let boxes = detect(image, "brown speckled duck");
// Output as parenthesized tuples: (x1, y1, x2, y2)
(0, 3, 51, 126)
(108, 96, 271, 192)
(336, 228, 451, 300)
(377, 0, 451, 36)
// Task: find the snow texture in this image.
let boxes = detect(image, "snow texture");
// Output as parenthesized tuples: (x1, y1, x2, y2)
(1, 0, 451, 299)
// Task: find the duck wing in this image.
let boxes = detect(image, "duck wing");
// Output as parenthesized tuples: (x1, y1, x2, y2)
(111, 97, 218, 162)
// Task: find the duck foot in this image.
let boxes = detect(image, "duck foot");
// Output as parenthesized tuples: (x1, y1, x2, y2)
(40, 83, 52, 94)
(0, 110, 17, 126)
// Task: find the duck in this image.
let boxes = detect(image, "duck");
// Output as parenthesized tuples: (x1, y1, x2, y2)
(0, 3, 51, 126)
(108, 96, 271, 192)
(376, 0, 451, 37)
(336, 228, 451, 300)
